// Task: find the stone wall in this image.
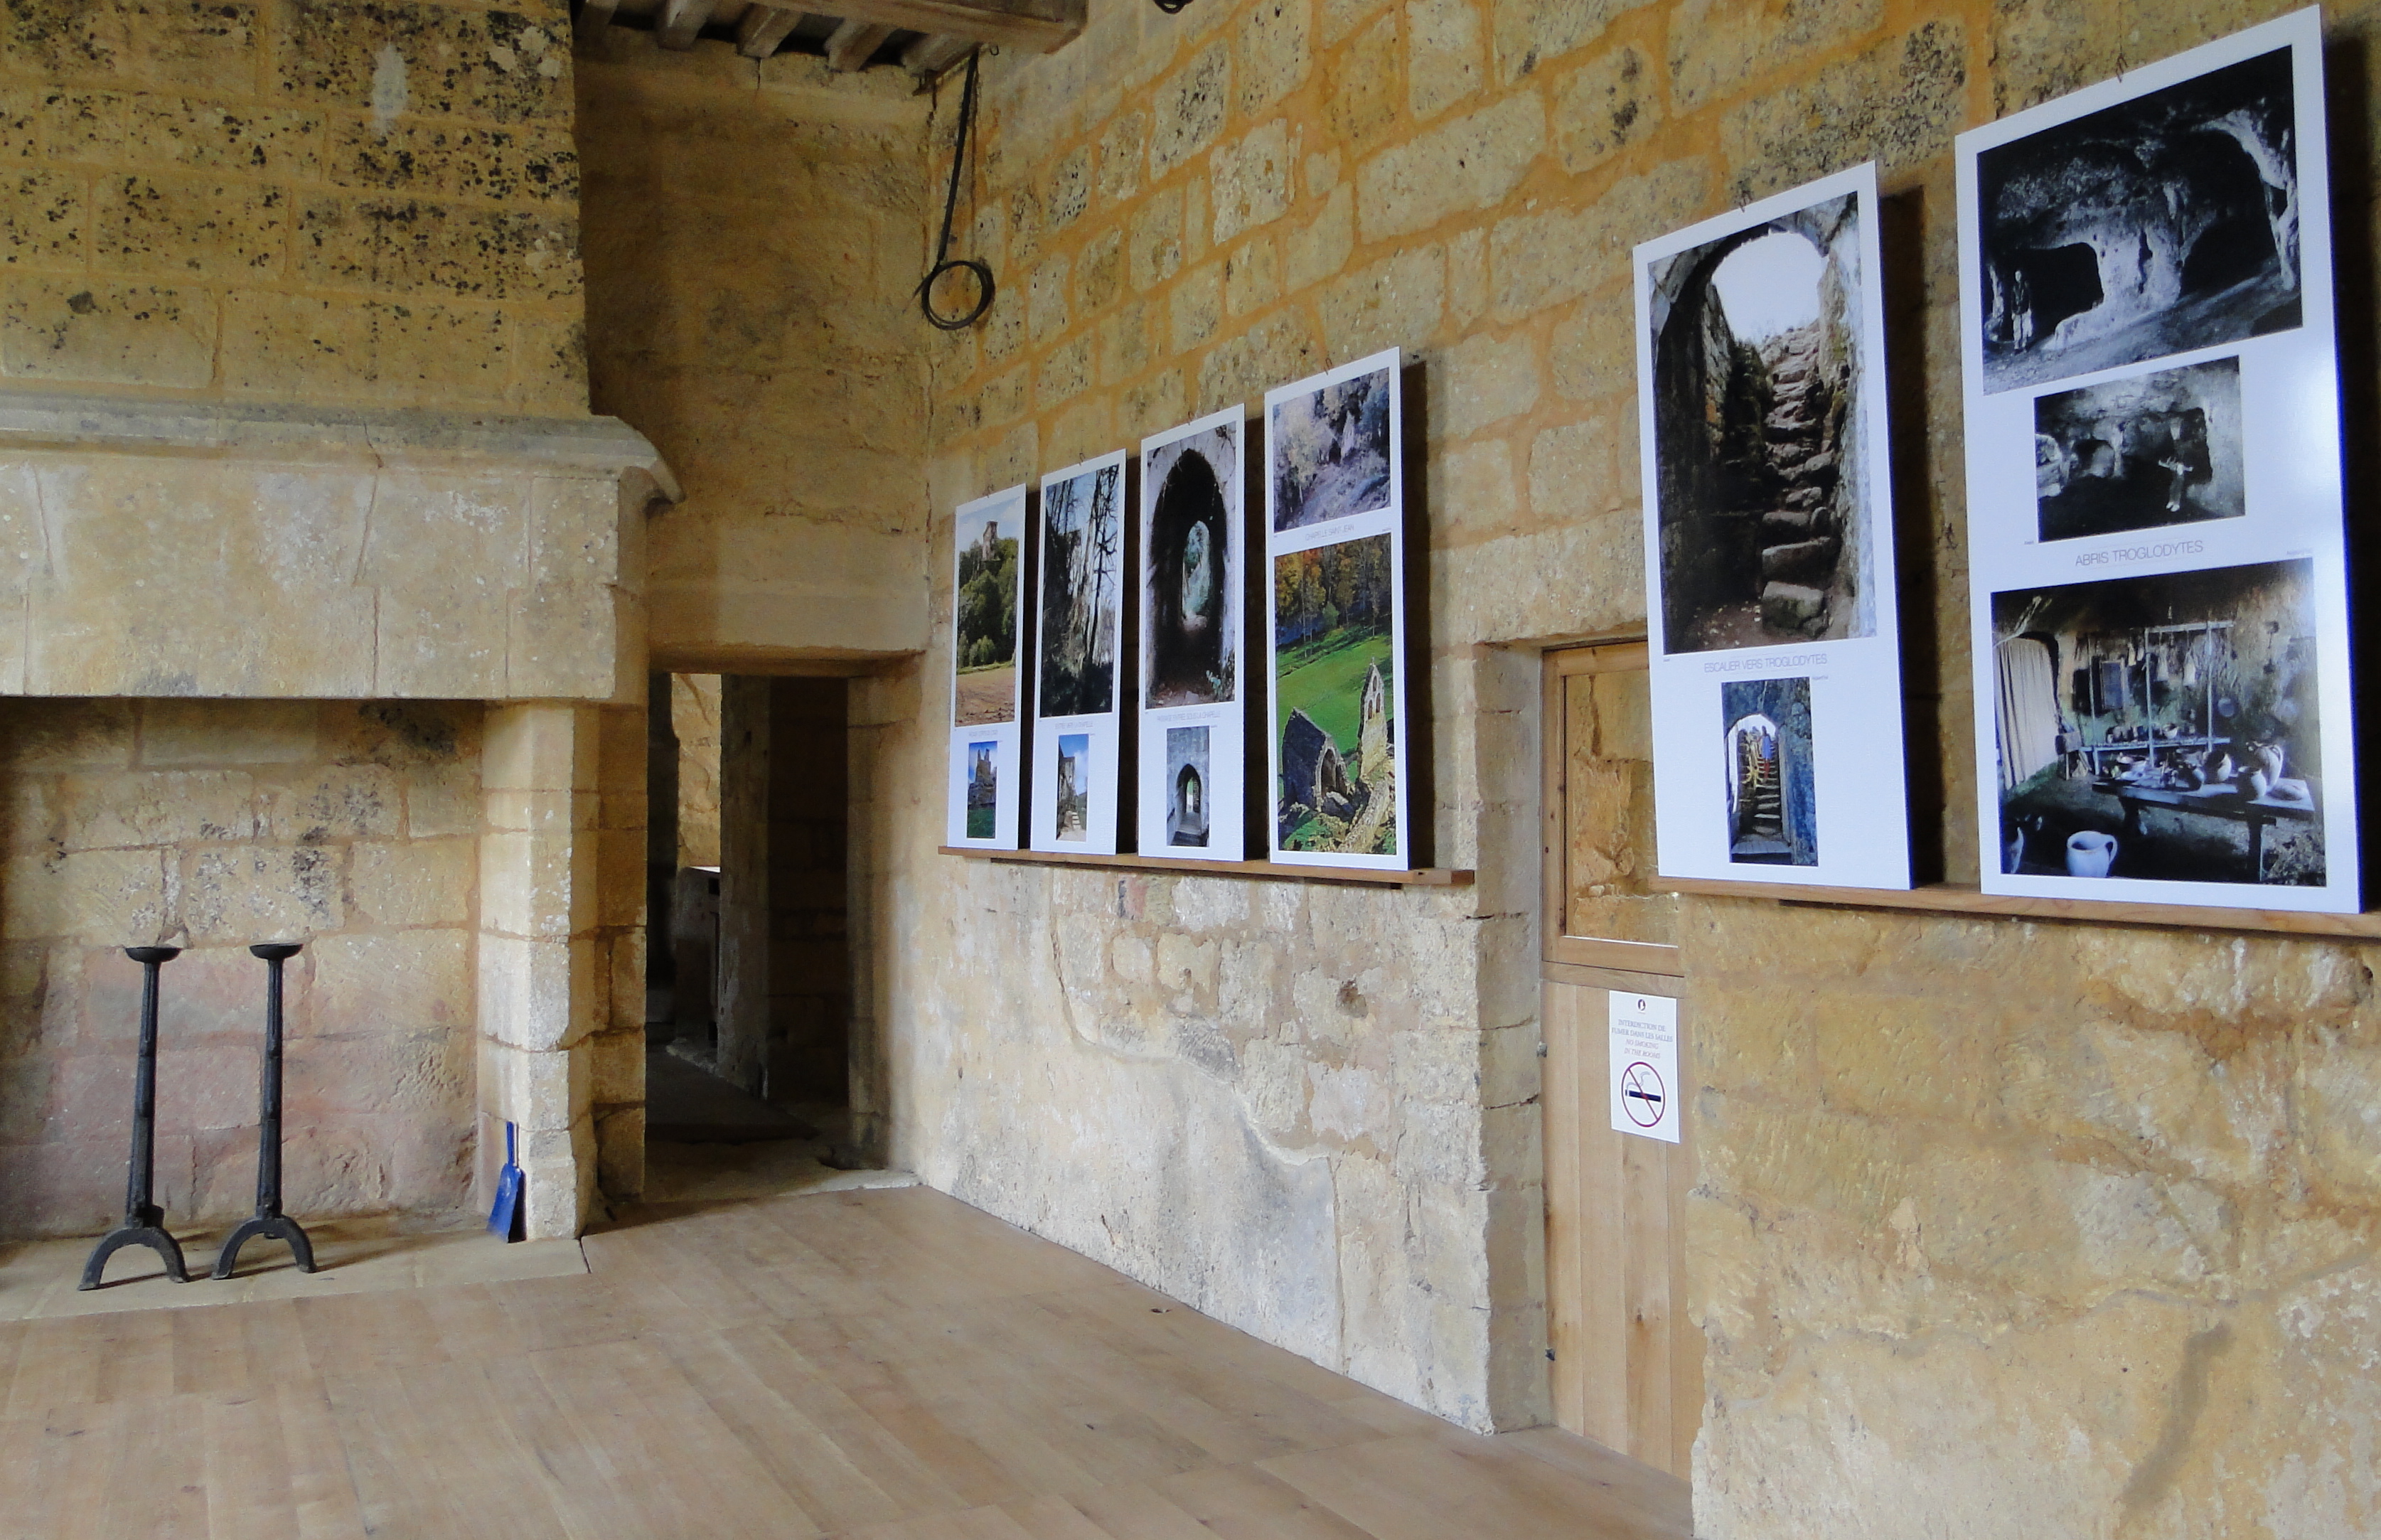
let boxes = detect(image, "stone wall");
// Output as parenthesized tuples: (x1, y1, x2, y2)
(0, 697, 483, 1236)
(575, 33, 933, 667)
(0, 0, 586, 413)
(871, 0, 2381, 1524)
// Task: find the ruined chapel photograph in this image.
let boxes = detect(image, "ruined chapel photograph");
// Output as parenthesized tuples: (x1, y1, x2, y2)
(952, 498, 1022, 725)
(1143, 422, 1238, 708)
(1649, 191, 1873, 653)
(1976, 46, 2301, 395)
(2033, 357, 2244, 542)
(1037, 461, 1122, 719)
(1721, 677, 1817, 867)
(1274, 533, 1396, 856)
(964, 741, 997, 840)
(1991, 558, 2323, 885)
(1270, 364, 1393, 533)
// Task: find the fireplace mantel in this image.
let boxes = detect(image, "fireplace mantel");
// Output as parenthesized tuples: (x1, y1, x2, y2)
(0, 392, 678, 703)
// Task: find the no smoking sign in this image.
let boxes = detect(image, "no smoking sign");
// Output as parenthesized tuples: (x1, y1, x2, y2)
(1608, 992, 1680, 1143)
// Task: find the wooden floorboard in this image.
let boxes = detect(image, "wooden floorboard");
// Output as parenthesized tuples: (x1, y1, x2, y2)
(0, 1187, 1690, 1539)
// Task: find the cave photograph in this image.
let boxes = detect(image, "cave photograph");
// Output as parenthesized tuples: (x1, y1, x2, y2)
(1165, 724, 1211, 848)
(1991, 557, 2323, 885)
(1270, 364, 1393, 532)
(1143, 422, 1238, 708)
(1976, 46, 2301, 395)
(2033, 356, 2244, 541)
(1036, 460, 1123, 719)
(1649, 190, 1873, 653)
(1721, 677, 1818, 866)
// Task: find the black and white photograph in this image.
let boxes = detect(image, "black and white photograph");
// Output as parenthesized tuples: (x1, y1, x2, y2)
(1991, 559, 2323, 886)
(2033, 357, 2244, 541)
(1269, 363, 1392, 533)
(1037, 459, 1123, 719)
(1165, 726, 1210, 848)
(1646, 189, 1873, 652)
(1975, 46, 2301, 395)
(1721, 678, 1817, 867)
(1144, 419, 1238, 708)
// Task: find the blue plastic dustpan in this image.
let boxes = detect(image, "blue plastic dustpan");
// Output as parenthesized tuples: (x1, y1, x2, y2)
(488, 1122, 524, 1241)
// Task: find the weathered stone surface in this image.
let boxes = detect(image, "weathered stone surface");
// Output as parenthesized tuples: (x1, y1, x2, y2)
(1551, 41, 1662, 171)
(0, 277, 216, 387)
(1356, 92, 1543, 240)
(1210, 119, 1292, 243)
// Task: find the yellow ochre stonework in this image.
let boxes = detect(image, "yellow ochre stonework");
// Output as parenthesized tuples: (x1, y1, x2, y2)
(0, 0, 587, 412)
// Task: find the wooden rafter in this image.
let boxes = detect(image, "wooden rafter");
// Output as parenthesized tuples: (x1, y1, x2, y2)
(901, 32, 975, 73)
(737, 4, 804, 57)
(824, 18, 897, 70)
(656, 0, 720, 50)
(839, 0, 1081, 53)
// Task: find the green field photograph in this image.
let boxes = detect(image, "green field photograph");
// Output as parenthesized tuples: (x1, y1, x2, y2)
(1274, 533, 1398, 855)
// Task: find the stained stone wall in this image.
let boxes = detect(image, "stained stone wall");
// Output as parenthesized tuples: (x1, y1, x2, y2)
(862, 0, 2381, 1528)
(575, 33, 933, 668)
(0, 0, 586, 412)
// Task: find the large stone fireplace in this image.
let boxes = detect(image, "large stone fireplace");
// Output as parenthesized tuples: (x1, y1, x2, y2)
(0, 390, 672, 1240)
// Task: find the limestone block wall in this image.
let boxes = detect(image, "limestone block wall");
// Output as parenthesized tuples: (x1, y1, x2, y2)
(0, 697, 483, 1236)
(0, 0, 586, 413)
(574, 33, 934, 667)
(875, 0, 2381, 1519)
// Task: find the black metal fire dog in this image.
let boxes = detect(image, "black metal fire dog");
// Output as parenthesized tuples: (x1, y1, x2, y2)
(80, 946, 189, 1290)
(213, 943, 316, 1278)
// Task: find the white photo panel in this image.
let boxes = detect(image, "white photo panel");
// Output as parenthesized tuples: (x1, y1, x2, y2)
(1264, 349, 1411, 870)
(946, 483, 1028, 849)
(1634, 163, 1912, 890)
(1138, 405, 1248, 860)
(1957, 9, 2358, 911)
(1031, 449, 1130, 855)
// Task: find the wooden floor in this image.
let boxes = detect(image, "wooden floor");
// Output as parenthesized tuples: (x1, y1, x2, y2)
(0, 1186, 1691, 1539)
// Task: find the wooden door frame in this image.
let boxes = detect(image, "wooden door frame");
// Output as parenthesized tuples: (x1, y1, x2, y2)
(1541, 641, 1683, 979)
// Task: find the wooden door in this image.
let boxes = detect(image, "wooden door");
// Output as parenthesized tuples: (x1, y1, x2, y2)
(1540, 641, 1702, 1478)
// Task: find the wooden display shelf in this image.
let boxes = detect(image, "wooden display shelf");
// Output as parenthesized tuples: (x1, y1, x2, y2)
(938, 846, 1473, 888)
(1664, 876, 2381, 941)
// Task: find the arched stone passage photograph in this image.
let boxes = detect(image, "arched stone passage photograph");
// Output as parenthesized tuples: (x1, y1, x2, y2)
(1976, 46, 2301, 394)
(1143, 427, 1238, 709)
(1647, 191, 1872, 653)
(1719, 676, 1818, 867)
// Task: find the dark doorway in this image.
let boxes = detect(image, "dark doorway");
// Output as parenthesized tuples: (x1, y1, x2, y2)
(643, 673, 857, 1194)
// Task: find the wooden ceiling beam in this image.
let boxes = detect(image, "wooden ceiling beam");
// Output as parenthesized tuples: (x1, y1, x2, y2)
(655, 0, 719, 49)
(824, 17, 897, 70)
(901, 32, 975, 75)
(737, 4, 804, 55)
(842, 0, 1081, 55)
